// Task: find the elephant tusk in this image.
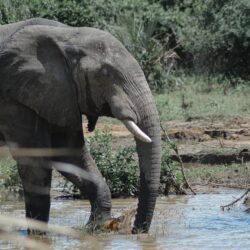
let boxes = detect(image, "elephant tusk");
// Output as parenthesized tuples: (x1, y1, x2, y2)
(122, 120, 152, 143)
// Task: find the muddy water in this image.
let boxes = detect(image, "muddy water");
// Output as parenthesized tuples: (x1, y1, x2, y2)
(0, 189, 249, 249)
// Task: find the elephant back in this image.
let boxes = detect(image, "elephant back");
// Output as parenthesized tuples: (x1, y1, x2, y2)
(0, 18, 67, 45)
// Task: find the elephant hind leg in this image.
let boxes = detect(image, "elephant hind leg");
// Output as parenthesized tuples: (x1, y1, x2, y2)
(51, 130, 112, 225)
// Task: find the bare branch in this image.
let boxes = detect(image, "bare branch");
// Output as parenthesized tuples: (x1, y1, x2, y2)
(161, 122, 196, 195)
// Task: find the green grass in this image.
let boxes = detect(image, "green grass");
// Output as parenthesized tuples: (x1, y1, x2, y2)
(94, 75, 250, 124)
(156, 75, 250, 122)
(184, 163, 250, 186)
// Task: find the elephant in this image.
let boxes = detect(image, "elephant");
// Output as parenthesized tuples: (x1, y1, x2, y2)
(0, 18, 161, 234)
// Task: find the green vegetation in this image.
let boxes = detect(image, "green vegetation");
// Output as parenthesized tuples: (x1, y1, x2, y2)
(0, 157, 20, 191)
(156, 75, 250, 121)
(1, 0, 249, 91)
(87, 131, 138, 197)
(88, 130, 183, 197)
(185, 163, 250, 186)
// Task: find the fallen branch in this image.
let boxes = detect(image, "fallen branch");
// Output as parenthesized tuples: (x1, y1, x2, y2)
(221, 188, 250, 210)
(161, 123, 196, 195)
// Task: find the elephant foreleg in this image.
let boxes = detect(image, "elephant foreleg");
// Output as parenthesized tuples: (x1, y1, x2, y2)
(0, 102, 52, 233)
(51, 130, 111, 227)
(17, 161, 52, 229)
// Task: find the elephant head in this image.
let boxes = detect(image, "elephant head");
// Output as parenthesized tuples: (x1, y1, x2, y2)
(0, 25, 161, 233)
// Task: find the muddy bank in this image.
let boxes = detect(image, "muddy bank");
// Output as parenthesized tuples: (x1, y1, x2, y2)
(170, 147, 250, 164)
(167, 118, 250, 164)
(84, 117, 250, 165)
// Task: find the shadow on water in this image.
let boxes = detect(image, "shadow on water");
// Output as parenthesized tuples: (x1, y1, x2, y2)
(0, 188, 249, 249)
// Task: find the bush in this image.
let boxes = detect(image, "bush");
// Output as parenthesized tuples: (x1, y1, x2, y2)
(88, 130, 139, 197)
(164, 0, 250, 78)
(2, 0, 248, 87)
(0, 0, 32, 24)
(107, 17, 177, 92)
(0, 157, 21, 191)
(88, 130, 182, 197)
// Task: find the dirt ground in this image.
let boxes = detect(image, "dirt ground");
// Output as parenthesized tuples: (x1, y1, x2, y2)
(83, 117, 250, 163)
(83, 117, 250, 191)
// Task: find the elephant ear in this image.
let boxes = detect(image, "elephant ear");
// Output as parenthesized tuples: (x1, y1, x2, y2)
(0, 29, 81, 128)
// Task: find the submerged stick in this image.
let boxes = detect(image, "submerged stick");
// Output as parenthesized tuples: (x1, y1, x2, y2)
(221, 188, 250, 210)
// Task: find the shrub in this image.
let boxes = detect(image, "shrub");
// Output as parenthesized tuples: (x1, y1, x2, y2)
(88, 130, 182, 197)
(165, 0, 250, 77)
(1, 0, 249, 85)
(88, 130, 139, 197)
(106, 147, 138, 197)
(0, 157, 21, 191)
(107, 17, 178, 92)
(0, 0, 32, 24)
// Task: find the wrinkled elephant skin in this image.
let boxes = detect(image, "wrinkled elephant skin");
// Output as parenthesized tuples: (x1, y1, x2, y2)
(0, 18, 161, 234)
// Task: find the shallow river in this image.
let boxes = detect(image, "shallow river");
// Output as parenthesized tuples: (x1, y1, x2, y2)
(0, 188, 249, 249)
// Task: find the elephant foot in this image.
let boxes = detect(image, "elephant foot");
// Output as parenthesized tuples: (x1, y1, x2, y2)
(86, 217, 120, 233)
(87, 209, 137, 233)
(86, 204, 111, 232)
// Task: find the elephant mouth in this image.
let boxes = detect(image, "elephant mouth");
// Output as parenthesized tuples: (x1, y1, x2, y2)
(86, 103, 112, 132)
(86, 101, 152, 143)
(86, 115, 98, 132)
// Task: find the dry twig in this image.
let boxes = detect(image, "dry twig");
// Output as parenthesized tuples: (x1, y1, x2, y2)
(161, 123, 196, 195)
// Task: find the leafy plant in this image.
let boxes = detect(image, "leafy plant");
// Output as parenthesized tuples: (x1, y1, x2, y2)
(166, 0, 250, 77)
(88, 130, 138, 197)
(1, 0, 249, 83)
(0, 0, 32, 24)
(0, 157, 21, 191)
(87, 130, 182, 197)
(107, 17, 178, 92)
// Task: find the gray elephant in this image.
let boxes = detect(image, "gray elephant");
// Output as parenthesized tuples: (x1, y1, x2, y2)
(0, 18, 161, 233)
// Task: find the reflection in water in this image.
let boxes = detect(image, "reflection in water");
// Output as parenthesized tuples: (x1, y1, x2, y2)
(0, 189, 249, 249)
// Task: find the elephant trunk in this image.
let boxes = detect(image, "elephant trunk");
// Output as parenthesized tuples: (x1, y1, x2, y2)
(107, 68, 161, 233)
(127, 78, 162, 234)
